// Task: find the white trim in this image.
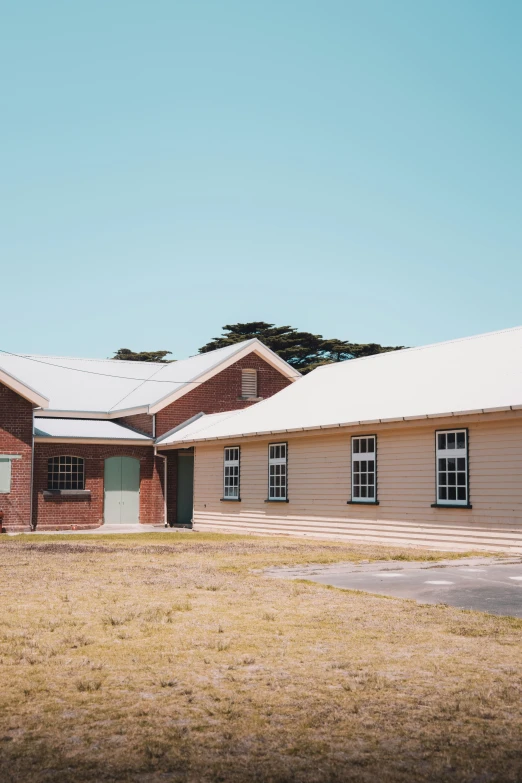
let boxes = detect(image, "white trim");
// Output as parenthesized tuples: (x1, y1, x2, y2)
(155, 412, 206, 445)
(351, 435, 377, 503)
(148, 341, 300, 415)
(0, 368, 49, 408)
(435, 429, 469, 506)
(34, 406, 150, 419)
(34, 437, 152, 446)
(0, 454, 22, 460)
(160, 405, 522, 445)
(223, 446, 240, 498)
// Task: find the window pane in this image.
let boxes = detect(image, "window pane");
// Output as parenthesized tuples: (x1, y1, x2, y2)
(354, 486, 360, 497)
(353, 461, 360, 472)
(457, 458, 466, 471)
(438, 433, 446, 450)
(448, 487, 457, 500)
(447, 458, 456, 471)
(456, 432, 466, 449)
(368, 486, 374, 498)
(438, 472, 446, 486)
(457, 487, 467, 501)
(439, 487, 447, 500)
(360, 440, 367, 453)
(448, 473, 456, 486)
(447, 433, 456, 449)
(361, 486, 367, 497)
(457, 473, 466, 486)
(367, 438, 375, 453)
(353, 440, 359, 454)
(368, 460, 375, 472)
(439, 458, 446, 470)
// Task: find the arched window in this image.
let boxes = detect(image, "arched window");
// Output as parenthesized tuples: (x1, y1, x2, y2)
(47, 456, 85, 490)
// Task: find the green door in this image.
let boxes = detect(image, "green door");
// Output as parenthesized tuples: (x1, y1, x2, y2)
(176, 453, 194, 525)
(104, 456, 140, 524)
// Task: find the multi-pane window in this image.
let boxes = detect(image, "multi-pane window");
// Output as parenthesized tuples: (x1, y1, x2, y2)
(268, 443, 287, 500)
(241, 369, 258, 398)
(47, 456, 85, 490)
(223, 447, 240, 499)
(351, 436, 377, 502)
(436, 430, 468, 505)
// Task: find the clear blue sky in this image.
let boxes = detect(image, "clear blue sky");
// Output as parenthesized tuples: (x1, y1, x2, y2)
(2, 0, 521, 359)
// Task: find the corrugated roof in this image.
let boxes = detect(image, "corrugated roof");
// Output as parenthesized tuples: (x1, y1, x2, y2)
(0, 339, 294, 415)
(156, 410, 244, 447)
(161, 326, 522, 444)
(34, 418, 152, 441)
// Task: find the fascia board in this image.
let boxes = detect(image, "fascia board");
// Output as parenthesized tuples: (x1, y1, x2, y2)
(35, 406, 150, 419)
(34, 437, 153, 446)
(0, 368, 49, 408)
(148, 341, 298, 415)
(155, 412, 206, 444)
(164, 406, 522, 446)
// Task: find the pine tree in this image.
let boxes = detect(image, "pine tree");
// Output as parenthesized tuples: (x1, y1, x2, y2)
(111, 348, 173, 363)
(198, 323, 403, 374)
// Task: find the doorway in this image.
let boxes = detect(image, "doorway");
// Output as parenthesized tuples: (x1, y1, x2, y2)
(176, 452, 194, 526)
(104, 456, 140, 524)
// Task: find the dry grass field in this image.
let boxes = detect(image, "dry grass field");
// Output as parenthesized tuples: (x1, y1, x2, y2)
(0, 532, 521, 783)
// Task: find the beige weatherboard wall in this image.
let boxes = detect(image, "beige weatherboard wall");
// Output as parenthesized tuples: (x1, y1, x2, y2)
(156, 326, 522, 553)
(192, 411, 522, 552)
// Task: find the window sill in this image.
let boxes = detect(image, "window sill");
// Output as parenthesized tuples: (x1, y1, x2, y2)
(220, 497, 241, 502)
(347, 500, 380, 505)
(43, 490, 91, 497)
(265, 498, 289, 503)
(431, 503, 472, 509)
(238, 397, 263, 402)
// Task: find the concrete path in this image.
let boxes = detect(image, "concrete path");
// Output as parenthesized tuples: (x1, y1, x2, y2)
(265, 556, 522, 618)
(7, 524, 194, 536)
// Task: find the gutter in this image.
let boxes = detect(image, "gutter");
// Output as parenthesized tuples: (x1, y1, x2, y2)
(30, 408, 36, 531)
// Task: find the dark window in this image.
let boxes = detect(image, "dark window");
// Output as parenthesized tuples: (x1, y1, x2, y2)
(47, 456, 85, 490)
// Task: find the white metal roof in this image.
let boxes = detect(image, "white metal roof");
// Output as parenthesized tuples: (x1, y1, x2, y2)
(161, 326, 522, 444)
(34, 418, 152, 441)
(156, 410, 244, 448)
(0, 339, 298, 416)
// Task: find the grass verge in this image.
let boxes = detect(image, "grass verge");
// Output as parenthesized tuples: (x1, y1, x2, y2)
(0, 532, 519, 782)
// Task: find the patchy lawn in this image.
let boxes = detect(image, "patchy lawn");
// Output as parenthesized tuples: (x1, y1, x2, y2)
(0, 532, 520, 783)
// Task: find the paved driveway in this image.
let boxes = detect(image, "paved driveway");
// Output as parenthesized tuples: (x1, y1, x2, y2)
(265, 556, 522, 618)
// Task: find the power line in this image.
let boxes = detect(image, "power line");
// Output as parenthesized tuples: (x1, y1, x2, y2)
(0, 348, 213, 385)
(0, 348, 300, 385)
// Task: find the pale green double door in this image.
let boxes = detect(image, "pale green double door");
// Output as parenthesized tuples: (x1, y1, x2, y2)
(104, 456, 140, 524)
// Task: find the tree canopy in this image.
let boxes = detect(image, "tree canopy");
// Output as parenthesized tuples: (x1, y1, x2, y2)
(111, 348, 173, 363)
(198, 322, 404, 374)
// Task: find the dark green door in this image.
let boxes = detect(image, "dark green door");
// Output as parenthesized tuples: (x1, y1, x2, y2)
(176, 453, 194, 525)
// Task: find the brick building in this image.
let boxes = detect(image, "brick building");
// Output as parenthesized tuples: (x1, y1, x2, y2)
(0, 340, 297, 531)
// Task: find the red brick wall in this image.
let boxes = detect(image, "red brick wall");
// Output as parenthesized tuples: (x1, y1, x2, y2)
(155, 354, 292, 437)
(33, 444, 163, 530)
(0, 383, 34, 531)
(114, 413, 154, 437)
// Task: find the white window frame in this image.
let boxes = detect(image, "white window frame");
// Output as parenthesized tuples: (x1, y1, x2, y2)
(435, 429, 469, 507)
(0, 455, 21, 494)
(268, 442, 287, 501)
(47, 456, 85, 491)
(351, 436, 377, 503)
(223, 447, 240, 500)
(241, 368, 258, 399)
